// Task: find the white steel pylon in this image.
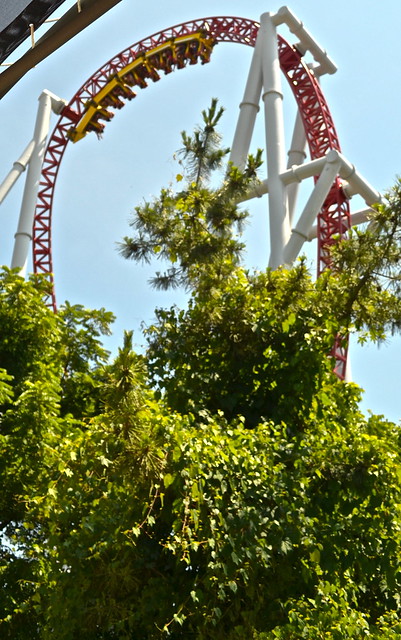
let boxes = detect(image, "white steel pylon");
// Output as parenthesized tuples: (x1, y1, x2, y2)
(230, 7, 381, 272)
(0, 90, 66, 276)
(0, 8, 381, 382)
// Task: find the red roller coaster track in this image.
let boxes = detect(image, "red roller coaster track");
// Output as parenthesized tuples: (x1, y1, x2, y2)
(33, 15, 350, 376)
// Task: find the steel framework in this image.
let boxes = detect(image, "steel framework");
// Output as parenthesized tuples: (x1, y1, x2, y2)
(33, 20, 345, 277)
(5, 9, 377, 379)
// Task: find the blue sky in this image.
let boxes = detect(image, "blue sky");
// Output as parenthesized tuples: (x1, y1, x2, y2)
(0, 0, 400, 421)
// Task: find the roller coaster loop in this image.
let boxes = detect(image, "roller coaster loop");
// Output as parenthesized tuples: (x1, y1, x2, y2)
(33, 15, 350, 376)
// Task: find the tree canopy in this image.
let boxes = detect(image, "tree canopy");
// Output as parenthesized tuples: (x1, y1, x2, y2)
(118, 98, 262, 291)
(1, 103, 401, 639)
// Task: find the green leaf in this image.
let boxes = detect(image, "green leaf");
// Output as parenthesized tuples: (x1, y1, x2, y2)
(310, 548, 321, 563)
(163, 473, 174, 488)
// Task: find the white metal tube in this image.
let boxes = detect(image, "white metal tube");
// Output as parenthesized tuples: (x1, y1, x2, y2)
(281, 154, 330, 185)
(345, 352, 352, 382)
(341, 181, 360, 199)
(260, 12, 291, 269)
(229, 27, 263, 170)
(238, 148, 382, 211)
(307, 207, 376, 241)
(337, 156, 382, 206)
(237, 155, 330, 203)
(286, 110, 307, 224)
(287, 113, 307, 170)
(237, 179, 268, 203)
(273, 6, 337, 76)
(11, 91, 53, 275)
(348, 207, 376, 226)
(283, 153, 341, 264)
(0, 140, 35, 206)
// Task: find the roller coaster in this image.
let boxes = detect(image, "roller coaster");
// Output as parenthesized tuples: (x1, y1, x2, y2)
(0, 7, 382, 380)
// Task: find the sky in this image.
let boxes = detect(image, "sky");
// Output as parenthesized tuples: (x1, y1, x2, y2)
(0, 0, 400, 422)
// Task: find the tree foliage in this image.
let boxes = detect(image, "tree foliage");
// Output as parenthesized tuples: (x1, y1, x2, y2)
(2, 105, 401, 638)
(118, 99, 262, 291)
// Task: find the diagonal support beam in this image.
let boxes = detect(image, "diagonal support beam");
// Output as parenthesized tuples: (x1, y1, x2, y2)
(286, 110, 307, 225)
(10, 90, 66, 276)
(229, 27, 263, 170)
(283, 151, 341, 264)
(260, 12, 291, 269)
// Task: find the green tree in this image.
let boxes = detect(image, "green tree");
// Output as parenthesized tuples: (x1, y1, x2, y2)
(118, 99, 262, 291)
(2, 103, 401, 639)
(3, 311, 401, 638)
(0, 269, 114, 637)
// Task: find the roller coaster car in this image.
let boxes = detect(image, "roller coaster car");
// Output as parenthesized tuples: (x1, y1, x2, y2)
(123, 70, 148, 89)
(85, 120, 105, 135)
(97, 107, 114, 122)
(63, 34, 215, 145)
(143, 61, 160, 82)
(199, 41, 213, 64)
(187, 41, 200, 64)
(102, 93, 125, 109)
(146, 53, 160, 70)
(173, 43, 187, 69)
(113, 82, 137, 100)
(159, 49, 174, 74)
(105, 74, 136, 98)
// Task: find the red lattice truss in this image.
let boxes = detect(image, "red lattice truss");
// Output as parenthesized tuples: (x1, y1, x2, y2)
(33, 15, 350, 377)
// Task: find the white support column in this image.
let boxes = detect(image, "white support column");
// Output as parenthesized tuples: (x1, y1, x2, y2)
(229, 27, 263, 170)
(11, 90, 66, 276)
(0, 140, 35, 206)
(280, 155, 330, 185)
(283, 150, 341, 264)
(338, 155, 382, 206)
(345, 352, 352, 382)
(273, 6, 337, 76)
(286, 110, 307, 224)
(260, 12, 291, 269)
(237, 156, 330, 204)
(11, 92, 53, 275)
(307, 207, 376, 241)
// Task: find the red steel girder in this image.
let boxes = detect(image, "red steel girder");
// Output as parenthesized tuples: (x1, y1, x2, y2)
(33, 16, 349, 377)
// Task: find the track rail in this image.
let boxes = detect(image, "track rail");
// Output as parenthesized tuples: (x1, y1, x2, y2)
(33, 15, 349, 376)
